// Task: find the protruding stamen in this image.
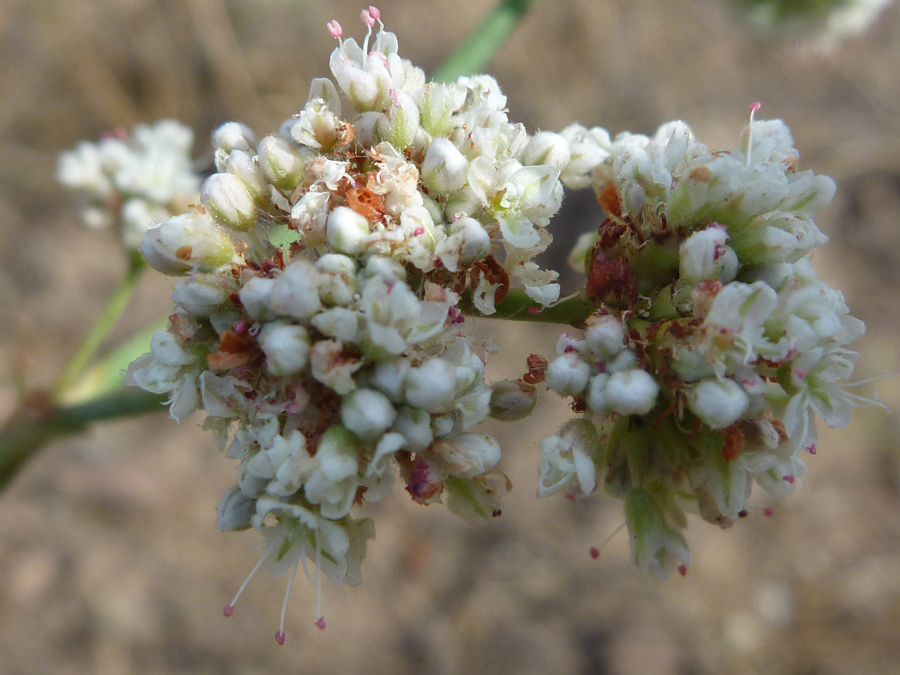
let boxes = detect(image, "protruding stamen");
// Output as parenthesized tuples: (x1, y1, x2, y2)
(224, 550, 268, 618)
(326, 20, 343, 39)
(276, 557, 301, 647)
(315, 536, 325, 629)
(746, 102, 761, 167)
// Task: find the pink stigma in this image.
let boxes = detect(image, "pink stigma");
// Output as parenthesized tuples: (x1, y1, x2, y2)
(808, 444, 817, 455)
(223, 605, 234, 617)
(368, 6, 381, 20)
(275, 631, 286, 645)
(783, 474, 795, 484)
(749, 102, 762, 114)
(528, 306, 540, 315)
(589, 547, 600, 560)
(678, 564, 688, 576)
(763, 507, 774, 517)
(361, 9, 375, 28)
(315, 617, 327, 630)
(326, 20, 342, 39)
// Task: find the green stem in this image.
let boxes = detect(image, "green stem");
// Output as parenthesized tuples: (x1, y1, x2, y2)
(461, 288, 593, 326)
(53, 250, 146, 401)
(431, 0, 543, 82)
(0, 388, 167, 491)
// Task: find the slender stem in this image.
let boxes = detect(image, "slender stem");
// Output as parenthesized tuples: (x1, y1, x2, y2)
(431, 0, 543, 82)
(53, 250, 146, 401)
(0, 388, 167, 491)
(460, 288, 593, 326)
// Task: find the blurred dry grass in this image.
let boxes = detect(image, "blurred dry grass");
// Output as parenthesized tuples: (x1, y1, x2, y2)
(2, 0, 900, 673)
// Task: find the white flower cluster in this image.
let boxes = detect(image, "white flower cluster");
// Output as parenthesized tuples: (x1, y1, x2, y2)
(125, 7, 565, 638)
(538, 113, 872, 578)
(57, 120, 201, 248)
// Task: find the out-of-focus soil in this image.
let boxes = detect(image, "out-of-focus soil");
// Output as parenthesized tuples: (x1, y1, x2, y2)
(2, 1, 900, 673)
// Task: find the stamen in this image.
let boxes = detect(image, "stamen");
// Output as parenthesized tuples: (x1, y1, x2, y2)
(361, 8, 376, 28)
(746, 102, 761, 167)
(224, 549, 268, 617)
(275, 558, 301, 645)
(315, 535, 326, 629)
(326, 20, 343, 40)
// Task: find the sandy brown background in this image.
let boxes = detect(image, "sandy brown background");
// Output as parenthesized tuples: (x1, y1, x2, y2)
(2, 0, 900, 673)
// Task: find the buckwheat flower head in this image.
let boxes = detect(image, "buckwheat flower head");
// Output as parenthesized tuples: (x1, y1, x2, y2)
(538, 106, 875, 578)
(58, 120, 201, 248)
(125, 7, 579, 639)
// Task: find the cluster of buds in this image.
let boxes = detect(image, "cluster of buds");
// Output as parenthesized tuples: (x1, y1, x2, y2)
(57, 120, 201, 248)
(538, 109, 872, 577)
(124, 8, 583, 640)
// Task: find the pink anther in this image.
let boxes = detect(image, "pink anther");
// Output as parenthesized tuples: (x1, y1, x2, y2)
(413, 227, 425, 236)
(528, 306, 541, 315)
(808, 444, 817, 455)
(589, 547, 600, 560)
(223, 605, 234, 617)
(763, 507, 774, 517)
(677, 564, 688, 576)
(368, 6, 381, 20)
(783, 474, 795, 484)
(749, 102, 762, 114)
(326, 20, 343, 39)
(361, 9, 375, 28)
(315, 617, 327, 630)
(275, 630, 286, 645)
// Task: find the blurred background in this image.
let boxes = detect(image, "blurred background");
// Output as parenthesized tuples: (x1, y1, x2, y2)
(2, 0, 900, 673)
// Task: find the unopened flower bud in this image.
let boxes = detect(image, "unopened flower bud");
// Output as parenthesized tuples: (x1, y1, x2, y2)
(545, 352, 591, 397)
(202, 173, 257, 231)
(378, 89, 420, 150)
(258, 322, 311, 376)
(238, 276, 276, 321)
(405, 358, 456, 413)
(270, 261, 322, 320)
(679, 226, 738, 285)
(341, 388, 397, 442)
(421, 138, 468, 193)
(326, 206, 371, 256)
(171, 275, 231, 316)
(215, 484, 254, 531)
(585, 373, 611, 415)
(392, 406, 432, 451)
(452, 217, 491, 266)
(213, 122, 257, 154)
(521, 131, 571, 170)
(687, 378, 749, 429)
(432, 433, 501, 478)
(489, 379, 537, 421)
(604, 369, 659, 416)
(316, 253, 358, 306)
(584, 314, 626, 359)
(258, 134, 305, 190)
(225, 150, 267, 202)
(140, 211, 234, 275)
